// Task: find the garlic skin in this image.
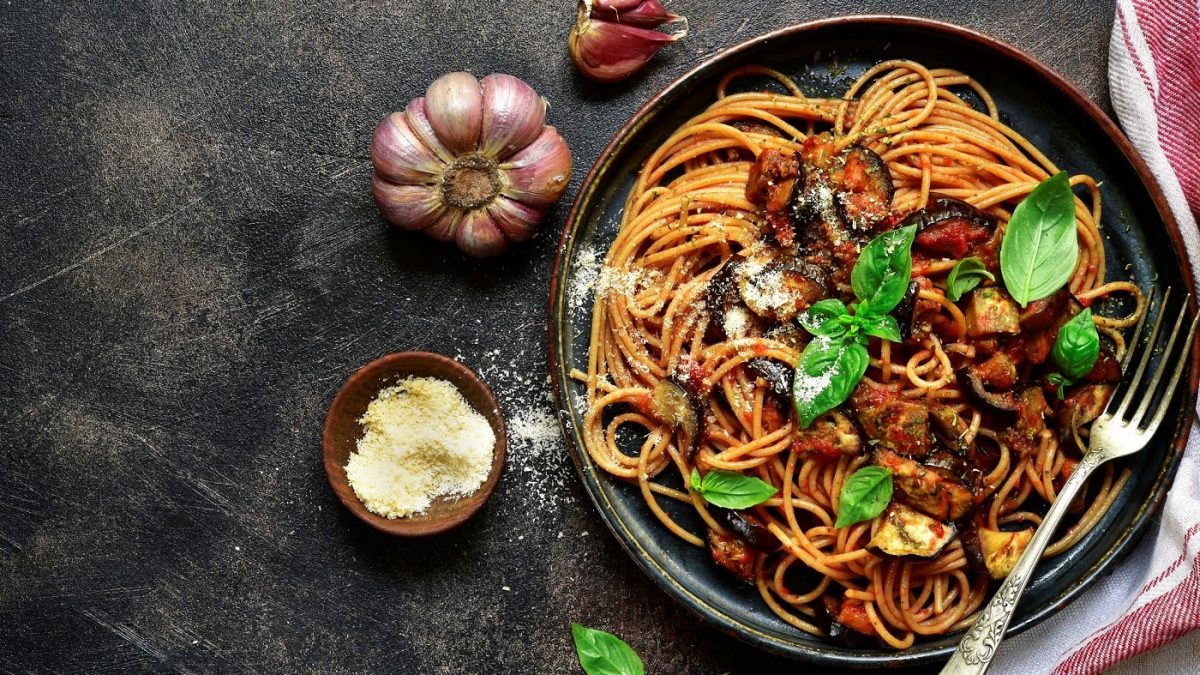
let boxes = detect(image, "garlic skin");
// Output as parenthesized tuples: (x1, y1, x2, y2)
(569, 0, 686, 83)
(370, 73, 572, 257)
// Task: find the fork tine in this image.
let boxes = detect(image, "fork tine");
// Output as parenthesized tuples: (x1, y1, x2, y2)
(1112, 287, 1172, 420)
(1139, 312, 1199, 438)
(1121, 288, 1157, 371)
(1129, 294, 1192, 428)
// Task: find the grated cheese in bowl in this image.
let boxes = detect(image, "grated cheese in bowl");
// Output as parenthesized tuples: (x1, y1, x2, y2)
(344, 376, 495, 518)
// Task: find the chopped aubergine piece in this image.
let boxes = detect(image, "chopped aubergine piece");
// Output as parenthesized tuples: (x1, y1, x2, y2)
(705, 259, 758, 341)
(890, 280, 921, 341)
(737, 252, 828, 324)
(999, 387, 1051, 457)
(965, 287, 1021, 337)
(707, 528, 756, 583)
(978, 527, 1034, 580)
(873, 449, 974, 521)
(970, 352, 1018, 390)
(929, 405, 971, 452)
(650, 377, 704, 459)
(907, 196, 997, 259)
(712, 507, 778, 552)
(1055, 383, 1114, 443)
(834, 145, 894, 231)
(746, 358, 794, 397)
(746, 149, 802, 246)
(963, 369, 1019, 412)
(1083, 346, 1122, 383)
(834, 599, 877, 637)
(1018, 287, 1071, 332)
(849, 384, 932, 457)
(793, 410, 863, 458)
(867, 503, 957, 559)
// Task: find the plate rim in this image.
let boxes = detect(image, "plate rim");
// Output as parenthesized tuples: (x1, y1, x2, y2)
(547, 14, 1200, 666)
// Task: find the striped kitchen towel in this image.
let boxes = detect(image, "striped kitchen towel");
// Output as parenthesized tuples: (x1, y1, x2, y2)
(993, 0, 1200, 673)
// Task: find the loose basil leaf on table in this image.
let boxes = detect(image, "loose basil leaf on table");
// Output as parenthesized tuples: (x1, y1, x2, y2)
(572, 623, 645, 675)
(999, 172, 1079, 306)
(799, 298, 851, 338)
(793, 336, 870, 428)
(836, 466, 894, 528)
(1052, 307, 1100, 379)
(945, 257, 995, 301)
(690, 468, 778, 509)
(850, 224, 917, 313)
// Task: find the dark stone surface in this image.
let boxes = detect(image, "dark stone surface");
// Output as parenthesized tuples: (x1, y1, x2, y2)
(0, 1, 1115, 673)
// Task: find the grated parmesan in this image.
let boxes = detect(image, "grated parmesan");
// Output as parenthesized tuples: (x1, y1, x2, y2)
(344, 377, 495, 518)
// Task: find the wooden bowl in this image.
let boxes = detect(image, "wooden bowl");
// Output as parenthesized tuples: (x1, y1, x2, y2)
(322, 352, 506, 536)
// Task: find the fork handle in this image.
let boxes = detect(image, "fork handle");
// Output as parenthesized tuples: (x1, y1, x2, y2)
(941, 449, 1107, 675)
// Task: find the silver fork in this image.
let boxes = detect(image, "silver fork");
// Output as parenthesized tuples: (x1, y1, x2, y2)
(942, 288, 1199, 675)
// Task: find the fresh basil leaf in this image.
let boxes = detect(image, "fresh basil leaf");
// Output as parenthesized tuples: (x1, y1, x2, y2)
(835, 466, 894, 528)
(572, 624, 645, 675)
(692, 469, 778, 509)
(851, 225, 917, 313)
(689, 468, 702, 493)
(999, 172, 1079, 306)
(1052, 308, 1099, 380)
(799, 299, 850, 338)
(857, 312, 902, 343)
(793, 336, 870, 428)
(945, 257, 995, 302)
(1047, 372, 1073, 400)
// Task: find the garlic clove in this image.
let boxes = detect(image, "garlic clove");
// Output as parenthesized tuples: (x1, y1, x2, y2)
(456, 209, 509, 258)
(372, 177, 445, 231)
(479, 74, 547, 162)
(569, 3, 685, 83)
(591, 0, 681, 29)
(425, 72, 484, 155)
(371, 113, 444, 185)
(405, 97, 456, 164)
(498, 126, 573, 209)
(487, 196, 545, 243)
(424, 208, 465, 242)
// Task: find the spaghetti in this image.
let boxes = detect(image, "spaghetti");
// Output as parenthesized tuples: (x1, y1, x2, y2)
(574, 60, 1144, 648)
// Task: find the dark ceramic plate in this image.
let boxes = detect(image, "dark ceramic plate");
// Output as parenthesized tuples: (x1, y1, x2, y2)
(548, 16, 1199, 668)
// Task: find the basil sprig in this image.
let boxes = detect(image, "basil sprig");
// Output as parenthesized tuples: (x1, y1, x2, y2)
(793, 225, 916, 427)
(690, 468, 778, 509)
(945, 257, 994, 301)
(836, 466, 894, 528)
(999, 172, 1079, 307)
(572, 624, 645, 675)
(1048, 308, 1100, 396)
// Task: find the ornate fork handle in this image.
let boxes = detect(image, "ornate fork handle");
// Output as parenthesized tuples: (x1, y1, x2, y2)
(941, 449, 1107, 674)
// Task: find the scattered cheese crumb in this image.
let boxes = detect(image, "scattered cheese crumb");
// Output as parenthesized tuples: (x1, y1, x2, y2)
(345, 377, 495, 518)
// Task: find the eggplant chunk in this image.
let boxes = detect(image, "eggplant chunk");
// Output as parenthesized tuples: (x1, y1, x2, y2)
(650, 378, 703, 459)
(705, 259, 758, 341)
(746, 149, 802, 246)
(1055, 383, 1114, 443)
(1019, 287, 1071, 332)
(965, 287, 1020, 337)
(746, 358, 794, 397)
(849, 384, 932, 457)
(868, 503, 957, 559)
(902, 195, 997, 234)
(929, 405, 970, 452)
(707, 528, 756, 583)
(963, 369, 1019, 412)
(970, 352, 1018, 390)
(834, 145, 894, 230)
(978, 527, 1034, 579)
(873, 449, 974, 521)
(793, 410, 863, 458)
(712, 508, 778, 552)
(738, 253, 828, 324)
(890, 280, 920, 341)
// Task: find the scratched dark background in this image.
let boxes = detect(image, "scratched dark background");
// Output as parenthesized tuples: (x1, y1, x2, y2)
(0, 1, 1121, 673)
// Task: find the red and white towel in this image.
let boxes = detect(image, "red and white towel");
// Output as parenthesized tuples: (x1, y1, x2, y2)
(994, 0, 1200, 673)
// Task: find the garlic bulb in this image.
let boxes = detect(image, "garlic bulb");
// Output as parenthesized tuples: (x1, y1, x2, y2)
(371, 72, 572, 257)
(569, 0, 687, 83)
